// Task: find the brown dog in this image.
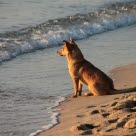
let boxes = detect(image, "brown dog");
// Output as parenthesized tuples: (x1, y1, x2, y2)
(57, 38, 115, 97)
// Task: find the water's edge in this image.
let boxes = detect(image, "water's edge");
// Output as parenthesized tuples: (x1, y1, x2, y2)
(29, 96, 66, 136)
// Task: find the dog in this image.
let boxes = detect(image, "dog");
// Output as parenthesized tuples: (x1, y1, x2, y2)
(57, 38, 135, 97)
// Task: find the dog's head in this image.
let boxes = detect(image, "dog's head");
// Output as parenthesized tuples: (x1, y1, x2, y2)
(57, 38, 75, 56)
(57, 38, 84, 59)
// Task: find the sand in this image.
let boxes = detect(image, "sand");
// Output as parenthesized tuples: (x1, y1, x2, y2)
(38, 63, 136, 136)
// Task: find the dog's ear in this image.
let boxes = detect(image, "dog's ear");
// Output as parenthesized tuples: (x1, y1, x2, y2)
(70, 38, 75, 44)
(63, 40, 69, 44)
(63, 40, 73, 52)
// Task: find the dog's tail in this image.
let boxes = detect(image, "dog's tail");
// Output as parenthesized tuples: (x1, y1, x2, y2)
(111, 87, 136, 95)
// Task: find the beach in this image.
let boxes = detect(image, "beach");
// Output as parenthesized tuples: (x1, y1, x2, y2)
(0, 1, 136, 136)
(38, 63, 136, 136)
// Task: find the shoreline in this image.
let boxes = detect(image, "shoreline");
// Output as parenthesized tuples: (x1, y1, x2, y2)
(110, 63, 136, 89)
(38, 63, 136, 136)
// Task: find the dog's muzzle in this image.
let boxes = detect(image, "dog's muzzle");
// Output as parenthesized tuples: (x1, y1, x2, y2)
(57, 51, 63, 56)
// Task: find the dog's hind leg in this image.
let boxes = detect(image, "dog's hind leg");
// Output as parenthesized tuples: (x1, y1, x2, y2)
(90, 83, 110, 96)
(88, 84, 102, 96)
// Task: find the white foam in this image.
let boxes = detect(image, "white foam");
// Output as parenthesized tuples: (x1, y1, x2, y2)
(39, 14, 136, 46)
(48, 14, 136, 43)
(54, 96, 66, 107)
(29, 130, 43, 136)
(0, 50, 10, 61)
(0, 14, 136, 63)
(29, 96, 66, 136)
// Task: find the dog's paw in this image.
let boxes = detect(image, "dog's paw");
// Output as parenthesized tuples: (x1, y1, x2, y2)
(78, 91, 82, 96)
(72, 94, 77, 98)
(84, 92, 93, 96)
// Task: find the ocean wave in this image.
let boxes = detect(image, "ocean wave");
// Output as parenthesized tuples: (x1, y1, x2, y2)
(0, 1, 136, 63)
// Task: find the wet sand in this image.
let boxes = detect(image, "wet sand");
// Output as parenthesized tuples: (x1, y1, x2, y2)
(38, 63, 136, 136)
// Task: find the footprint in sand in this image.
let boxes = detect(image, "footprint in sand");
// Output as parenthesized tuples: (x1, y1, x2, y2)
(70, 123, 98, 135)
(90, 109, 105, 115)
(108, 118, 119, 123)
(90, 110, 100, 115)
(76, 114, 85, 118)
(100, 104, 108, 107)
(86, 105, 96, 108)
(110, 101, 118, 106)
(109, 100, 136, 111)
(101, 113, 110, 118)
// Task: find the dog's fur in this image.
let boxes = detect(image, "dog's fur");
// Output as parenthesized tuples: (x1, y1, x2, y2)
(57, 38, 135, 97)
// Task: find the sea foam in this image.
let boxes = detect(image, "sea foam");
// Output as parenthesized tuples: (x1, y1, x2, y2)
(29, 96, 66, 136)
(0, 14, 136, 63)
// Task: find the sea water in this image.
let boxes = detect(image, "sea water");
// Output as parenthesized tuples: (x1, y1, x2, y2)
(0, 0, 136, 136)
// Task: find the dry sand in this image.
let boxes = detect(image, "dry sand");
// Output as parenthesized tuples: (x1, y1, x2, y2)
(38, 64, 136, 136)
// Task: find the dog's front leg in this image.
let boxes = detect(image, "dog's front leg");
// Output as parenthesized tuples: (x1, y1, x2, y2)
(78, 82, 83, 96)
(72, 78, 79, 98)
